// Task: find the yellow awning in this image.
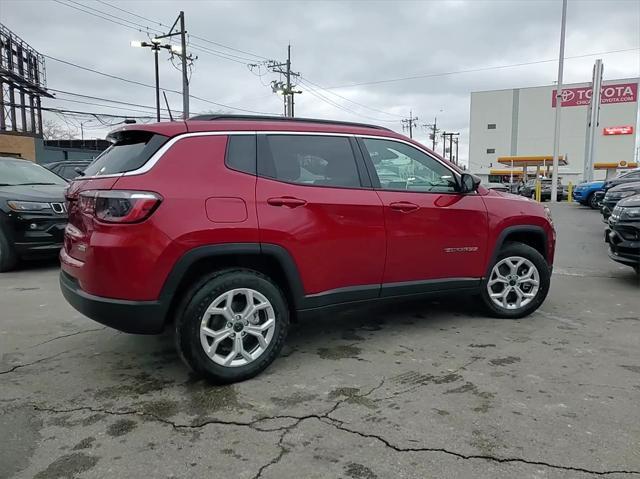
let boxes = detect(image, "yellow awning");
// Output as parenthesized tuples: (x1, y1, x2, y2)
(498, 155, 568, 167)
(593, 162, 638, 170)
(489, 169, 526, 175)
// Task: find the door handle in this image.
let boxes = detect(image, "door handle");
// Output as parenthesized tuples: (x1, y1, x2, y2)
(390, 201, 419, 212)
(267, 196, 307, 208)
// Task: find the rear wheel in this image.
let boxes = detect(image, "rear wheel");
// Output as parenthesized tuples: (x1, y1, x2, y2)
(0, 228, 18, 272)
(175, 269, 289, 384)
(480, 242, 550, 318)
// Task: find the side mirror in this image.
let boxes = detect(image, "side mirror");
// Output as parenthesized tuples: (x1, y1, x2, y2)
(459, 173, 480, 193)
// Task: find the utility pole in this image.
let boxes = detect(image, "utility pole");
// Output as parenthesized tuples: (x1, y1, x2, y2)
(179, 12, 189, 119)
(131, 39, 178, 121)
(286, 44, 292, 117)
(268, 45, 301, 117)
(401, 110, 418, 139)
(550, 0, 567, 203)
(442, 130, 447, 157)
(154, 45, 160, 122)
(423, 116, 439, 150)
(454, 137, 459, 166)
(151, 11, 196, 120)
(441, 132, 460, 163)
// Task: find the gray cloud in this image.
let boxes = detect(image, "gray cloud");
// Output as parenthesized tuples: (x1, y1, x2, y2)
(3, 0, 639, 163)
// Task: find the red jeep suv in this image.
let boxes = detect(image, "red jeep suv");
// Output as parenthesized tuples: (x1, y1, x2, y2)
(60, 115, 555, 383)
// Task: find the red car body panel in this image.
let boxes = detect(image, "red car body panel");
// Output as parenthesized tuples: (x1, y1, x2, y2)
(481, 189, 556, 265)
(376, 190, 489, 282)
(256, 176, 386, 294)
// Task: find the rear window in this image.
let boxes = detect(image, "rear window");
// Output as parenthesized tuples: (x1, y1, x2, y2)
(225, 135, 256, 174)
(83, 130, 167, 177)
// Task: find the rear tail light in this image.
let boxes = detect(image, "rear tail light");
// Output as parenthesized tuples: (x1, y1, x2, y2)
(78, 190, 162, 223)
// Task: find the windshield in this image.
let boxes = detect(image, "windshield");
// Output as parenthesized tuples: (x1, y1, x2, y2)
(0, 159, 67, 186)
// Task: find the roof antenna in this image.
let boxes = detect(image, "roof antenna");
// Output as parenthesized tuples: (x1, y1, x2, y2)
(163, 91, 174, 121)
(162, 90, 173, 121)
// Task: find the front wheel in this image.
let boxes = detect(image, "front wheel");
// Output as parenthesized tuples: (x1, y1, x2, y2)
(480, 242, 551, 318)
(588, 193, 599, 209)
(175, 269, 289, 384)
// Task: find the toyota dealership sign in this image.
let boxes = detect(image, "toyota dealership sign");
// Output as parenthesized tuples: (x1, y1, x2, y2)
(552, 82, 637, 107)
(603, 126, 634, 136)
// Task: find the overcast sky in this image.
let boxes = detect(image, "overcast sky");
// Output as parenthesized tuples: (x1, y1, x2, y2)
(3, 0, 640, 163)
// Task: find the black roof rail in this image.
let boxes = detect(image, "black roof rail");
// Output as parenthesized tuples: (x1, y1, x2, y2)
(187, 114, 392, 131)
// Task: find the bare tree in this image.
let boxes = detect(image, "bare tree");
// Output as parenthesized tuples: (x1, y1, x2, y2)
(42, 119, 78, 140)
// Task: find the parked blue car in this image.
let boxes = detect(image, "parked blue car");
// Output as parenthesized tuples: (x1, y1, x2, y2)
(572, 180, 605, 209)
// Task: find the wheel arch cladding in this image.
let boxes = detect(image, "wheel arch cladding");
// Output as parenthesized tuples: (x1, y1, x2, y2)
(160, 243, 304, 326)
(488, 226, 548, 273)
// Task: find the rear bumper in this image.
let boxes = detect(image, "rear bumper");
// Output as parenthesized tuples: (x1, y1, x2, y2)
(59, 270, 166, 334)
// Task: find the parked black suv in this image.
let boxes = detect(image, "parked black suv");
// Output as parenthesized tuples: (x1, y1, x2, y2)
(0, 157, 68, 271)
(603, 169, 640, 192)
(45, 159, 92, 179)
(605, 193, 640, 274)
(600, 181, 640, 222)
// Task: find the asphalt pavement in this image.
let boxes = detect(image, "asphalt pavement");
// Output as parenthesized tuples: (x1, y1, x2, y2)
(1, 202, 639, 479)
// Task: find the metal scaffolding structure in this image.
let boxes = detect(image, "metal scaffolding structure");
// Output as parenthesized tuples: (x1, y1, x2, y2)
(0, 23, 52, 136)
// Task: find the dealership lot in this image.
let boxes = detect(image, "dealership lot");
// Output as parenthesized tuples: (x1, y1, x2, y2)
(1, 203, 638, 479)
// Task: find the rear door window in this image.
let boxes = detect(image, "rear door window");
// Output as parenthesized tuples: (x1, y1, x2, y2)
(83, 130, 167, 177)
(259, 134, 362, 188)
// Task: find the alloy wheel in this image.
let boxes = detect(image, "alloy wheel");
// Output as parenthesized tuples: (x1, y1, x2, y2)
(487, 256, 540, 310)
(199, 288, 276, 367)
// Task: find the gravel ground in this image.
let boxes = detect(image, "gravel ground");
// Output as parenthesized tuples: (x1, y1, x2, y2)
(1, 202, 639, 479)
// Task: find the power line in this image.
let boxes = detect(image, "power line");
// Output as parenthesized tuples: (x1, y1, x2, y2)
(297, 78, 396, 123)
(48, 88, 177, 114)
(326, 47, 640, 89)
(48, 95, 169, 117)
(300, 75, 403, 119)
(5, 102, 159, 119)
(52, 0, 156, 35)
(61, 0, 164, 35)
(54, 0, 262, 65)
(43, 54, 275, 115)
(96, 0, 269, 60)
(53, 0, 396, 119)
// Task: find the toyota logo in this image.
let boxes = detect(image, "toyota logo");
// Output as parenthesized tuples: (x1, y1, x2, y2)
(561, 90, 575, 102)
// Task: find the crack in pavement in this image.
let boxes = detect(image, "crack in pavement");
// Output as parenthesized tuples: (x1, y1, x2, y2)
(0, 349, 74, 375)
(252, 421, 295, 479)
(319, 416, 640, 476)
(28, 375, 639, 477)
(28, 327, 106, 349)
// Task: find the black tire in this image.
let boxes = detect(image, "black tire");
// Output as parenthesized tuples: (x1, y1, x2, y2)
(175, 268, 289, 384)
(480, 242, 551, 319)
(0, 227, 18, 272)
(588, 193, 599, 209)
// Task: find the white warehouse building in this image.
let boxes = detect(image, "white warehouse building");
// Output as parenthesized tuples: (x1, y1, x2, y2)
(468, 77, 639, 184)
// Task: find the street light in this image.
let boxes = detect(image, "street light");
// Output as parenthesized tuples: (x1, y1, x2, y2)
(131, 38, 176, 122)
